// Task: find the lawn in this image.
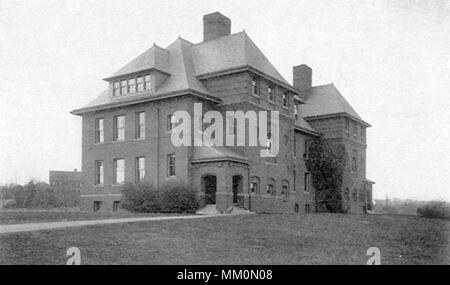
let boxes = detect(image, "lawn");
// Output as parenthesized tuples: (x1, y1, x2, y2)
(0, 209, 182, 225)
(0, 213, 448, 265)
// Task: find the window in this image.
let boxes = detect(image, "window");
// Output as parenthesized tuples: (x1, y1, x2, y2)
(305, 204, 311, 213)
(294, 103, 299, 120)
(352, 150, 357, 172)
(93, 201, 102, 212)
(304, 172, 311, 193)
(352, 122, 357, 137)
(281, 180, 289, 197)
(250, 176, 260, 195)
(121, 80, 128, 95)
(252, 77, 259, 96)
(95, 118, 104, 143)
(144, 75, 151, 91)
(345, 119, 350, 134)
(303, 140, 309, 160)
(114, 115, 125, 141)
(167, 114, 176, 131)
(267, 179, 275, 195)
(227, 116, 236, 136)
(295, 203, 299, 213)
(113, 201, 120, 212)
(282, 92, 289, 108)
(268, 85, 275, 102)
(136, 157, 145, 182)
(137, 76, 144, 92)
(113, 81, 120, 96)
(95, 161, 104, 185)
(136, 112, 145, 139)
(352, 190, 357, 202)
(167, 154, 175, 177)
(113, 159, 125, 184)
(128, 78, 136, 93)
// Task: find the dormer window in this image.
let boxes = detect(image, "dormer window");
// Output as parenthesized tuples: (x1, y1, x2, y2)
(145, 75, 151, 91)
(137, 77, 144, 92)
(252, 77, 259, 96)
(128, 78, 136, 93)
(121, 80, 127, 95)
(113, 82, 120, 96)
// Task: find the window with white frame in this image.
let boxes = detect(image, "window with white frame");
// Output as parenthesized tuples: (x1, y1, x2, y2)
(268, 85, 275, 102)
(121, 80, 128, 95)
(294, 103, 299, 120)
(95, 118, 104, 143)
(267, 178, 275, 195)
(113, 81, 120, 96)
(145, 75, 151, 91)
(250, 176, 260, 195)
(136, 112, 145, 139)
(252, 77, 259, 96)
(304, 172, 311, 193)
(167, 154, 175, 177)
(113, 159, 125, 184)
(282, 92, 289, 108)
(137, 76, 144, 92)
(95, 160, 104, 185)
(281, 180, 289, 197)
(128, 78, 136, 93)
(167, 114, 176, 131)
(114, 115, 125, 141)
(136, 157, 145, 182)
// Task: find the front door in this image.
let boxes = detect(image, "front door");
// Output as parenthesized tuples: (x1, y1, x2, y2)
(204, 175, 217, 204)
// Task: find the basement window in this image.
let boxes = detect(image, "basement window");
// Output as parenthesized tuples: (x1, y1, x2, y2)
(93, 201, 102, 212)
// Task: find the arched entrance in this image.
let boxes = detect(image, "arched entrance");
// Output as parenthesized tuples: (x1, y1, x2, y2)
(202, 175, 217, 205)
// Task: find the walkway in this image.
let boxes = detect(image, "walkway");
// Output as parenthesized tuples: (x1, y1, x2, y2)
(0, 212, 251, 235)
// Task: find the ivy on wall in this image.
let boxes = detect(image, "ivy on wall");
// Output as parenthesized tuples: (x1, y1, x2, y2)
(305, 138, 347, 213)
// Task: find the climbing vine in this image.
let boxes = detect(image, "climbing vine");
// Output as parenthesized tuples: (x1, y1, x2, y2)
(305, 138, 347, 213)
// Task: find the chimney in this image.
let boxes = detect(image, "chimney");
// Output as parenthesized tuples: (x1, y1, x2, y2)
(203, 12, 231, 42)
(293, 64, 312, 93)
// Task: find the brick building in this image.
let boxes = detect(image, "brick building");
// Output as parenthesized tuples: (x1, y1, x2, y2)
(72, 12, 373, 213)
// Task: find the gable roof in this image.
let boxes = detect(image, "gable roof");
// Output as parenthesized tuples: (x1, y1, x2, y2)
(302, 84, 370, 126)
(192, 32, 291, 88)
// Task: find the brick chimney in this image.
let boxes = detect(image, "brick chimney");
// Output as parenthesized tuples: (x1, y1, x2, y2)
(293, 64, 312, 93)
(203, 12, 231, 42)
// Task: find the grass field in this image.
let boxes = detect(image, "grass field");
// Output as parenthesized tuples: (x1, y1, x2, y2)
(0, 213, 449, 265)
(0, 210, 182, 225)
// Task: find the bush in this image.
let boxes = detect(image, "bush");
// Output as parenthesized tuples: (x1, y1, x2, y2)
(417, 201, 450, 220)
(159, 182, 199, 214)
(120, 182, 160, 213)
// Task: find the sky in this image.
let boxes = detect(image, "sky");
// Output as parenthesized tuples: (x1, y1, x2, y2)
(0, 0, 449, 202)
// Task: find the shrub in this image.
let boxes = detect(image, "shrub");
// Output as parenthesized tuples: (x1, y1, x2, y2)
(159, 182, 199, 214)
(120, 182, 160, 213)
(417, 201, 450, 220)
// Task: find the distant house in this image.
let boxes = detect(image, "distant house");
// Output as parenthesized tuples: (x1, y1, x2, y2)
(49, 170, 84, 190)
(71, 12, 374, 213)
